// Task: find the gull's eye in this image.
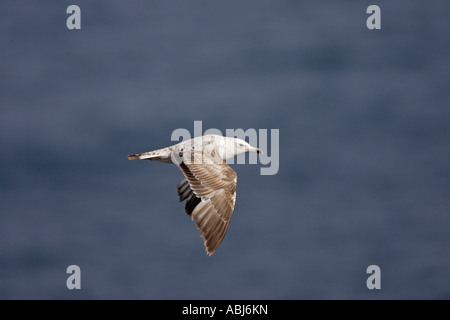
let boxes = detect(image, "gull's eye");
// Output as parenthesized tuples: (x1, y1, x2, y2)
(239, 143, 244, 147)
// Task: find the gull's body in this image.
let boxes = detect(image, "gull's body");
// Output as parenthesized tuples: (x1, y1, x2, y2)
(128, 134, 260, 255)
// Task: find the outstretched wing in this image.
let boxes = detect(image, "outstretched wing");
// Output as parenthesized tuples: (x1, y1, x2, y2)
(176, 152, 237, 255)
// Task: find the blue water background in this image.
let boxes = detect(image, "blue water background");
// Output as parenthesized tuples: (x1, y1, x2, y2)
(0, 1, 449, 299)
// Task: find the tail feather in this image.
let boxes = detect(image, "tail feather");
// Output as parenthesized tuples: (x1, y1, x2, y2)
(128, 152, 160, 160)
(128, 147, 173, 162)
(128, 153, 142, 160)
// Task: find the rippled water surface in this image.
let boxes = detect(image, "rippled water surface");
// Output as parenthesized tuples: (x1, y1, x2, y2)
(0, 1, 449, 299)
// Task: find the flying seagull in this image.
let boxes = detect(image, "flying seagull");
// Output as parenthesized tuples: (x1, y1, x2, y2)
(128, 134, 261, 255)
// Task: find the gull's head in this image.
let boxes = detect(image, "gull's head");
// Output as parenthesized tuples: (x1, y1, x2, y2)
(223, 137, 261, 159)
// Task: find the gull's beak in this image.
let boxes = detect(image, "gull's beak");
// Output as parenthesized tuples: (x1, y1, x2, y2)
(250, 147, 262, 154)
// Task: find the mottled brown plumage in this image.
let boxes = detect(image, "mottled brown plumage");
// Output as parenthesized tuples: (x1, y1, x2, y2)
(128, 134, 260, 255)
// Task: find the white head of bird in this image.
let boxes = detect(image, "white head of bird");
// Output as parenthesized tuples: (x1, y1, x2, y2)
(222, 136, 261, 160)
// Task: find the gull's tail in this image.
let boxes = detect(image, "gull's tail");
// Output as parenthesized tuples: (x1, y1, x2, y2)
(128, 153, 148, 160)
(128, 147, 173, 163)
